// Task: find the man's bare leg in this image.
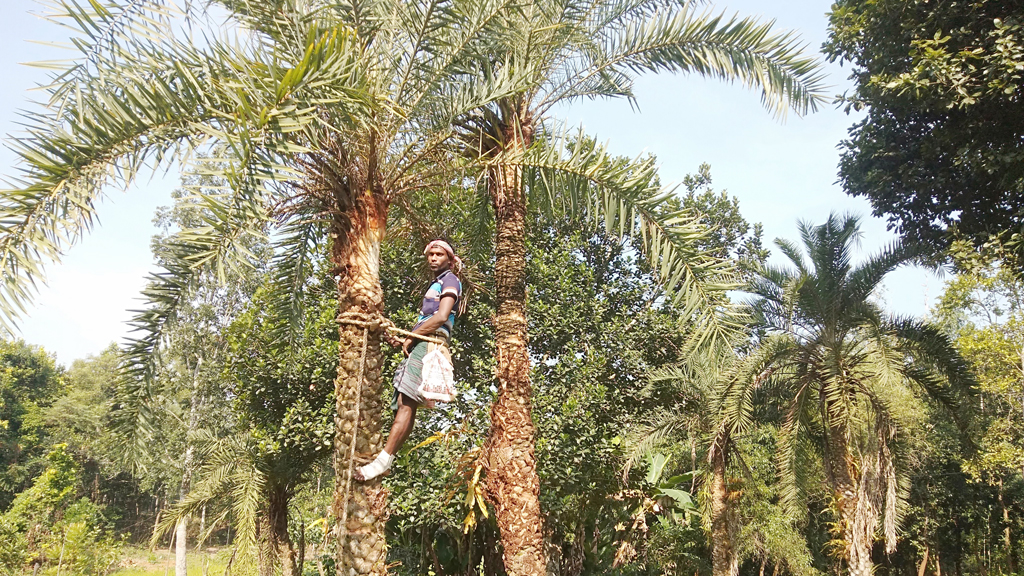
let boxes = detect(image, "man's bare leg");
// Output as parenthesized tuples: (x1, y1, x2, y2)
(355, 393, 419, 481)
(385, 393, 418, 455)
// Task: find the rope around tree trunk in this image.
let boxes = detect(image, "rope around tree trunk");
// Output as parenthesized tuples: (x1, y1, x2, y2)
(333, 311, 445, 568)
(337, 311, 446, 345)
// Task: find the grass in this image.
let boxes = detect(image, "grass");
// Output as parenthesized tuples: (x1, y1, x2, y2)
(110, 547, 233, 576)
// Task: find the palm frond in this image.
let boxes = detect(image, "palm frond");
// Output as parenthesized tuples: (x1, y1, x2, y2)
(622, 411, 690, 480)
(543, 7, 828, 118)
(775, 376, 816, 516)
(773, 238, 808, 275)
(716, 335, 795, 436)
(264, 213, 327, 344)
(0, 6, 368, 335)
(845, 240, 927, 304)
(152, 431, 265, 555)
(878, 315, 978, 420)
(520, 130, 744, 352)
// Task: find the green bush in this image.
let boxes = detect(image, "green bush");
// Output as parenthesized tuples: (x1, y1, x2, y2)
(0, 445, 122, 576)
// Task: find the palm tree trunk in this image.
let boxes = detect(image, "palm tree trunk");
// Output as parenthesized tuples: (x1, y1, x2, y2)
(268, 483, 299, 576)
(827, 427, 873, 576)
(485, 117, 547, 576)
(710, 444, 738, 576)
(331, 197, 389, 576)
(175, 517, 188, 576)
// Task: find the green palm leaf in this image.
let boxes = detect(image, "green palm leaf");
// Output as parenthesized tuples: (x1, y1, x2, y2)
(0, 2, 369, 335)
(539, 6, 828, 118)
(519, 130, 744, 352)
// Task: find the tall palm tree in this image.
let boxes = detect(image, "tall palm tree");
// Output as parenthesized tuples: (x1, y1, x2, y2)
(0, 1, 525, 574)
(740, 213, 975, 576)
(453, 3, 827, 572)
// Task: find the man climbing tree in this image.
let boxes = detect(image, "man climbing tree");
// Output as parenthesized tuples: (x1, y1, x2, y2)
(355, 239, 464, 482)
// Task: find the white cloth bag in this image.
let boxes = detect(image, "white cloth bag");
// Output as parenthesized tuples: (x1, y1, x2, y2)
(418, 346, 456, 402)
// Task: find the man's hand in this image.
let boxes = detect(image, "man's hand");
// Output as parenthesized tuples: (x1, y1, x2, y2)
(384, 332, 404, 349)
(402, 338, 414, 356)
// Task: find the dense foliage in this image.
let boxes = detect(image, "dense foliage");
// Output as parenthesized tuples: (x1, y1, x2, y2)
(5, 159, 1024, 576)
(826, 0, 1024, 255)
(0, 341, 65, 510)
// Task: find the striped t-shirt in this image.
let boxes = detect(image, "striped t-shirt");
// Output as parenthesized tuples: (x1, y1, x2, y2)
(415, 269, 462, 336)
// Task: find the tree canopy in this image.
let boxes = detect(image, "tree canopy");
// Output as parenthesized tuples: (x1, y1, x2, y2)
(826, 0, 1024, 255)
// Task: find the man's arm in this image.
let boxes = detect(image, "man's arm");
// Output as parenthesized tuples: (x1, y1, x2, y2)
(403, 294, 456, 354)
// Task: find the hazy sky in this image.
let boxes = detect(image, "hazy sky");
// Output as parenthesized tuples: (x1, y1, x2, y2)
(0, 0, 946, 366)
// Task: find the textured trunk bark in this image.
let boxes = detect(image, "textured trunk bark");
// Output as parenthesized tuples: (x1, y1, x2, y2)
(268, 484, 299, 576)
(297, 520, 305, 576)
(331, 197, 389, 576)
(710, 444, 738, 576)
(198, 505, 206, 551)
(484, 117, 547, 576)
(999, 477, 1016, 572)
(819, 388, 874, 576)
(828, 431, 872, 576)
(258, 514, 275, 576)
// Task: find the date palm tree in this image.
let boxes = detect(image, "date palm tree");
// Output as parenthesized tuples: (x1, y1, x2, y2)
(0, 1, 524, 574)
(453, 2, 827, 572)
(740, 213, 975, 575)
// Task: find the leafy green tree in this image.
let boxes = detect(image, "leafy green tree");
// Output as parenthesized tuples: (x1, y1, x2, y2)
(886, 414, 1016, 576)
(0, 444, 121, 576)
(934, 260, 1024, 571)
(0, 341, 65, 510)
(743, 214, 975, 576)
(825, 0, 1024, 257)
(456, 5, 826, 571)
(679, 164, 769, 274)
(45, 347, 118, 469)
(50, 347, 178, 545)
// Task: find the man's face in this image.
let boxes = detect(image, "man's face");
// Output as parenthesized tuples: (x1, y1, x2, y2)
(426, 246, 451, 273)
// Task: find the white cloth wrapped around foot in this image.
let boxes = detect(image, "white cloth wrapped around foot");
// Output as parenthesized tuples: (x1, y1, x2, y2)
(357, 451, 395, 481)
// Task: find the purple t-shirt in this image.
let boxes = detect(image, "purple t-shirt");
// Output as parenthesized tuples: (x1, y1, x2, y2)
(415, 270, 462, 336)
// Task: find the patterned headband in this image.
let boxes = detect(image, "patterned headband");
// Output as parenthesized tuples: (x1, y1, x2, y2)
(423, 240, 463, 270)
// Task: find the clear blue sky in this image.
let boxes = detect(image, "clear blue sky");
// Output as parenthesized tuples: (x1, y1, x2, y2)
(1, 0, 945, 365)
